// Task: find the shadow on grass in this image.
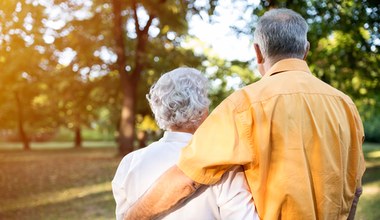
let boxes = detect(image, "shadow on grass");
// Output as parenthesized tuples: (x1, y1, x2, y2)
(0, 190, 115, 220)
(362, 165, 380, 185)
(0, 147, 120, 220)
(357, 181, 380, 220)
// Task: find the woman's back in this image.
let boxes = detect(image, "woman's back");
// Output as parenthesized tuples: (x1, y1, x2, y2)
(112, 131, 257, 220)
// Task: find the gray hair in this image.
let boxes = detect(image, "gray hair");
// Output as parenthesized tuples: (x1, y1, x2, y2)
(254, 8, 309, 63)
(146, 67, 210, 131)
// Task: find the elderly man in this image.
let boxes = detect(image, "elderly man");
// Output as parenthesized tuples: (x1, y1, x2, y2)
(125, 9, 365, 220)
(113, 67, 259, 220)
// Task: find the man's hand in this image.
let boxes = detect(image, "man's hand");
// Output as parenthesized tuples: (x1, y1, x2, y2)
(123, 165, 201, 220)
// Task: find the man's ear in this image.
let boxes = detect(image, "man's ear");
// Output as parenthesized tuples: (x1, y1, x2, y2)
(303, 41, 310, 60)
(254, 43, 264, 64)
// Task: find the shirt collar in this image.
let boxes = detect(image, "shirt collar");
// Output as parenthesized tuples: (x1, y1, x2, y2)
(263, 58, 311, 78)
(160, 131, 193, 143)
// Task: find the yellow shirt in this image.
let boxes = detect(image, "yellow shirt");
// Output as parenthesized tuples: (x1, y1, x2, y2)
(178, 59, 366, 220)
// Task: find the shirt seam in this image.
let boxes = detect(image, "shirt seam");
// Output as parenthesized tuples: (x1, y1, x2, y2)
(225, 94, 256, 165)
(238, 91, 352, 109)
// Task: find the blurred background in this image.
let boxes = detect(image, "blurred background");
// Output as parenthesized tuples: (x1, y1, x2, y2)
(0, 0, 379, 219)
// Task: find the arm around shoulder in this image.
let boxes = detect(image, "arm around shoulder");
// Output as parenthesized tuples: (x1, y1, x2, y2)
(123, 165, 201, 220)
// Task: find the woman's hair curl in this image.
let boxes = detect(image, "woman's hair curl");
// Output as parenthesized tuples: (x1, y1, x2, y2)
(146, 67, 210, 131)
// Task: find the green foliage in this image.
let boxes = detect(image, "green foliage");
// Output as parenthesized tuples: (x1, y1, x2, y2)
(364, 116, 380, 143)
(201, 55, 259, 109)
(0, 1, 56, 136)
(121, 0, 207, 108)
(2, 0, 378, 147)
(0, 1, 121, 144)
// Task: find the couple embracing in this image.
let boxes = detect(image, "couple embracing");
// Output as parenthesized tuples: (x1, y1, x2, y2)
(113, 8, 365, 220)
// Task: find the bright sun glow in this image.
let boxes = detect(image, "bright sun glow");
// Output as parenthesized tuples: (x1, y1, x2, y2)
(189, 0, 260, 61)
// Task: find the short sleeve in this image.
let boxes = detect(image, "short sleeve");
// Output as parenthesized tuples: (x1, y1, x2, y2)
(178, 97, 253, 185)
(215, 166, 259, 220)
(350, 103, 366, 188)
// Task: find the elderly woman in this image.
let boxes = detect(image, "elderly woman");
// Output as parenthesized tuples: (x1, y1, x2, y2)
(112, 67, 258, 220)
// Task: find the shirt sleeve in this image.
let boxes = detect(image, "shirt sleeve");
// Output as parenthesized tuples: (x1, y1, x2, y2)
(112, 155, 134, 220)
(214, 166, 259, 220)
(350, 103, 366, 188)
(178, 96, 253, 185)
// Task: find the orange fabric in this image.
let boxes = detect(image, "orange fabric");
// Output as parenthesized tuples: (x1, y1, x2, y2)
(178, 59, 366, 220)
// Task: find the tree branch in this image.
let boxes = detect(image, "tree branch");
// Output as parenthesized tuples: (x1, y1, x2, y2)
(132, 0, 141, 35)
(142, 16, 154, 35)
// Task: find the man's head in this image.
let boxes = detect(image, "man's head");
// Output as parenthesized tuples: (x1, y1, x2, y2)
(253, 8, 309, 75)
(146, 67, 210, 134)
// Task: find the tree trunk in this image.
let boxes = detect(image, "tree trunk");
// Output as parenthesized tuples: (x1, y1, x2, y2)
(74, 126, 82, 148)
(137, 130, 147, 149)
(119, 79, 137, 155)
(112, 0, 154, 155)
(112, 0, 135, 155)
(15, 91, 30, 150)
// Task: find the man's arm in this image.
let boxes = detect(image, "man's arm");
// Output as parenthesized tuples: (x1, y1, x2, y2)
(123, 165, 201, 220)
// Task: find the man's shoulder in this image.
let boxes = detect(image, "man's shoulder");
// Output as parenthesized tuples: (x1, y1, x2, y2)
(243, 73, 354, 104)
(224, 79, 268, 107)
(330, 85, 356, 104)
(224, 89, 252, 112)
(308, 76, 356, 105)
(328, 86, 355, 104)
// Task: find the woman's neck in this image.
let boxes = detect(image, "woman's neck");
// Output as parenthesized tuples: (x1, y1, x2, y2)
(169, 127, 196, 134)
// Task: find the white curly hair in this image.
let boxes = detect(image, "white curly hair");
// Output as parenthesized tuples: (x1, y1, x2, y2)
(146, 67, 210, 131)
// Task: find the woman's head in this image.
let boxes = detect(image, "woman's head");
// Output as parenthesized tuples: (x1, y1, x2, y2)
(147, 67, 210, 133)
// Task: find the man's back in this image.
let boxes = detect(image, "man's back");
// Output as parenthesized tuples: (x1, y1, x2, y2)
(232, 59, 366, 219)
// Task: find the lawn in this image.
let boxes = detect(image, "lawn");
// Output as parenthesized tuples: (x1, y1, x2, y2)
(0, 145, 121, 220)
(356, 142, 380, 220)
(0, 142, 379, 220)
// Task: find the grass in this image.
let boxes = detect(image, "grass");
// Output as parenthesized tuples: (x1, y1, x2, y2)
(356, 142, 380, 220)
(0, 145, 121, 220)
(0, 141, 117, 150)
(0, 142, 379, 219)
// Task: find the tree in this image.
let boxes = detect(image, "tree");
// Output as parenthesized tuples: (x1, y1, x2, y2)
(0, 1, 56, 149)
(111, 0, 206, 155)
(48, 0, 118, 147)
(0, 0, 119, 149)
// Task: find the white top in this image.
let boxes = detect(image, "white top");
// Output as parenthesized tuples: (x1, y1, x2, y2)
(112, 131, 259, 220)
